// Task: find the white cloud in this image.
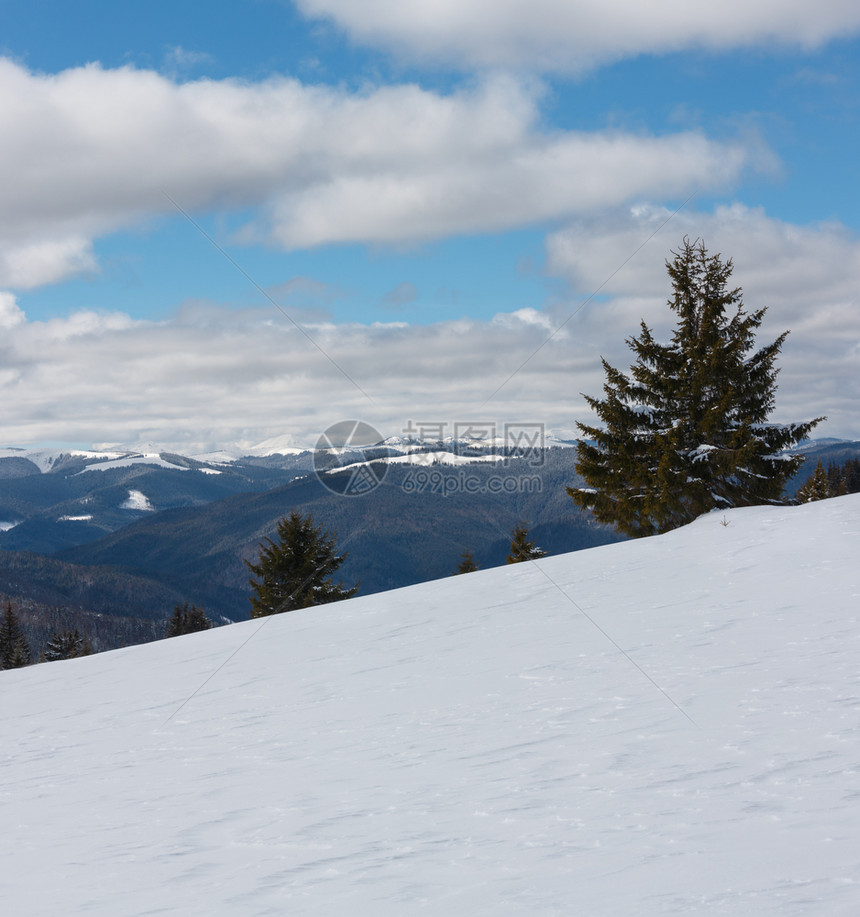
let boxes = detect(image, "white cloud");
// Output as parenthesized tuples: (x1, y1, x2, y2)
(0, 59, 754, 288)
(545, 203, 860, 436)
(0, 292, 26, 329)
(296, 0, 860, 71)
(0, 236, 96, 289)
(1, 202, 857, 453)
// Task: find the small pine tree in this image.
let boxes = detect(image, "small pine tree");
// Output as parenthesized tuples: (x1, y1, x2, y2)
(42, 628, 92, 662)
(506, 522, 547, 564)
(453, 549, 479, 574)
(569, 238, 824, 537)
(165, 602, 212, 637)
(0, 602, 32, 670)
(247, 510, 358, 618)
(796, 461, 832, 504)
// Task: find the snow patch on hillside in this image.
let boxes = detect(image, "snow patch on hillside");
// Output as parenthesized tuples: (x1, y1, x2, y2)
(329, 450, 505, 476)
(120, 489, 154, 511)
(79, 453, 189, 473)
(0, 447, 121, 473)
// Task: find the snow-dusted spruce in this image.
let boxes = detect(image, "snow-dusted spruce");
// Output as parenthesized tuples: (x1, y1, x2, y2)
(41, 628, 92, 662)
(506, 521, 547, 563)
(569, 238, 823, 538)
(246, 510, 358, 618)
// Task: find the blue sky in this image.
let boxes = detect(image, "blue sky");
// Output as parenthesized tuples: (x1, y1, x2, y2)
(1, 0, 859, 449)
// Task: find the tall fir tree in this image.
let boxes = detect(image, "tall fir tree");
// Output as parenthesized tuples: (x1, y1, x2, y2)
(506, 522, 547, 564)
(0, 602, 32, 670)
(247, 510, 358, 618)
(569, 238, 823, 537)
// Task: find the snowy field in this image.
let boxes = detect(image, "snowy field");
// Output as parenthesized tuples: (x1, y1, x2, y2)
(2, 496, 859, 916)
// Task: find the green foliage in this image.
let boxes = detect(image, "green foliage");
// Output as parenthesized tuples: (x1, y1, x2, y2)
(41, 628, 92, 662)
(453, 549, 479, 574)
(796, 461, 832, 503)
(165, 602, 212, 637)
(247, 510, 358, 618)
(826, 458, 860, 496)
(0, 602, 32, 669)
(569, 238, 824, 538)
(506, 521, 547, 564)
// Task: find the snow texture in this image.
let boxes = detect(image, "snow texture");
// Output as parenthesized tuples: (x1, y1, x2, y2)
(80, 453, 189, 473)
(120, 489, 155, 511)
(2, 495, 859, 916)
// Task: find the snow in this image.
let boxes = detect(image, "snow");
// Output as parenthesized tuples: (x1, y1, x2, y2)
(0, 520, 20, 531)
(190, 451, 241, 464)
(2, 495, 860, 916)
(386, 450, 505, 467)
(329, 450, 505, 476)
(78, 453, 189, 473)
(0, 447, 122, 473)
(243, 433, 312, 456)
(57, 514, 94, 522)
(120, 489, 155, 511)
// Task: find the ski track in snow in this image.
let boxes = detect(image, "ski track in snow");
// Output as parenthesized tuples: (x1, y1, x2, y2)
(2, 496, 859, 915)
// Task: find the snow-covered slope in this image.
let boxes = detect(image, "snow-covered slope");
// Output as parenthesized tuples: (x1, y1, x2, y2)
(3, 496, 859, 916)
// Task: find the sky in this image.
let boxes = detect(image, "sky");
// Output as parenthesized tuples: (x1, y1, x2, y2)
(1, 0, 859, 451)
(4, 493, 860, 914)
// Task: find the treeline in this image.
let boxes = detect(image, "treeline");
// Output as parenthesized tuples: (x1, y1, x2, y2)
(0, 592, 164, 660)
(0, 595, 214, 672)
(797, 458, 860, 503)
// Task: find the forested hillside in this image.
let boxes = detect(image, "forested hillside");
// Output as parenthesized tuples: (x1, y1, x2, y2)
(56, 450, 619, 620)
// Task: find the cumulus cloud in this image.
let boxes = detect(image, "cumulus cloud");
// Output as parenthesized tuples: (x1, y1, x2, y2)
(0, 296, 585, 449)
(0, 292, 26, 329)
(0, 236, 97, 290)
(545, 203, 860, 435)
(1, 210, 857, 452)
(0, 58, 754, 288)
(295, 0, 860, 71)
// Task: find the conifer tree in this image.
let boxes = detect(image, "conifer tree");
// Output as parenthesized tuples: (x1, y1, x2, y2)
(506, 522, 547, 564)
(165, 605, 186, 638)
(42, 628, 92, 661)
(165, 602, 212, 637)
(796, 460, 832, 503)
(454, 549, 479, 574)
(247, 510, 358, 618)
(569, 238, 823, 537)
(186, 604, 211, 633)
(826, 458, 860, 496)
(0, 602, 32, 670)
